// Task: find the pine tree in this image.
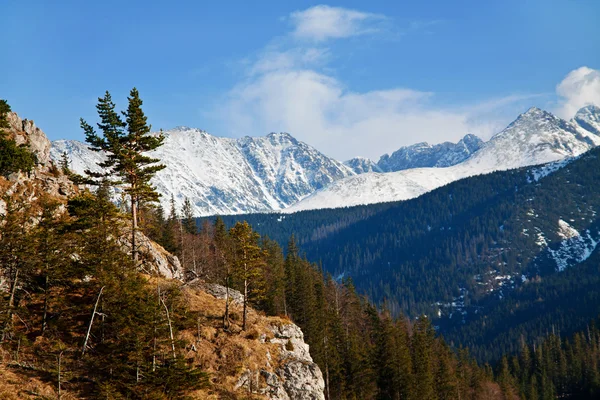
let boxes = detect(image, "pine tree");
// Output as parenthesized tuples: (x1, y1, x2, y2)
(80, 89, 165, 262)
(412, 316, 436, 400)
(181, 197, 196, 234)
(229, 221, 266, 331)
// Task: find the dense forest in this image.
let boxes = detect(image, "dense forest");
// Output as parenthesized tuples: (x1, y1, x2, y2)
(204, 146, 600, 362)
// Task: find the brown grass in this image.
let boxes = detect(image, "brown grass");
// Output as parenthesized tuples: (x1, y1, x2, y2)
(176, 284, 294, 398)
(0, 364, 78, 399)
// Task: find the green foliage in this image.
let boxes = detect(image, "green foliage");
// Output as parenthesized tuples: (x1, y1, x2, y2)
(80, 89, 166, 260)
(0, 187, 209, 398)
(0, 99, 37, 176)
(500, 319, 600, 399)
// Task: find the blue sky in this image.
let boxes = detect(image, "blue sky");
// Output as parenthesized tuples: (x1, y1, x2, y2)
(2, 0, 600, 159)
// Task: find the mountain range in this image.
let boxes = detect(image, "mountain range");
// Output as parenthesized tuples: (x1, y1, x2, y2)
(51, 105, 600, 216)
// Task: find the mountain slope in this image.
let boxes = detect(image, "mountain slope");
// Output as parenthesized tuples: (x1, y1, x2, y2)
(204, 143, 600, 361)
(377, 133, 484, 172)
(343, 156, 382, 174)
(51, 129, 354, 216)
(286, 106, 600, 212)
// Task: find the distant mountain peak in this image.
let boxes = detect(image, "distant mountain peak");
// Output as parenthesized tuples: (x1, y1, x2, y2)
(344, 157, 381, 174)
(377, 133, 484, 172)
(576, 104, 600, 115)
(52, 129, 352, 217)
(573, 104, 600, 137)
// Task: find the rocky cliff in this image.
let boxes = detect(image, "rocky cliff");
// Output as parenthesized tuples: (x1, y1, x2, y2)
(185, 281, 325, 400)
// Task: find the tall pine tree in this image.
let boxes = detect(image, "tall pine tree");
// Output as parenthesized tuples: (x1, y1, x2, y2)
(80, 89, 165, 261)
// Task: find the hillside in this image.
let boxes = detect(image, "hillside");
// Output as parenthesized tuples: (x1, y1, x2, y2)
(0, 107, 325, 399)
(205, 144, 600, 361)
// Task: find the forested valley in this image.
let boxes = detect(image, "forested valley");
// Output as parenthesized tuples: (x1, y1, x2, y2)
(2, 91, 600, 400)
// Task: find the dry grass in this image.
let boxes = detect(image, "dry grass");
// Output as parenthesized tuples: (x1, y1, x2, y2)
(0, 364, 78, 400)
(177, 284, 294, 399)
(0, 272, 296, 399)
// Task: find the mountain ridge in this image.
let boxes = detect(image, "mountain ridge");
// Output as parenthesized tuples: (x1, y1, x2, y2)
(286, 105, 600, 213)
(52, 105, 600, 216)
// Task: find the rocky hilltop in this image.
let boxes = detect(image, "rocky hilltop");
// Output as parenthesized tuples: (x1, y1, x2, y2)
(0, 111, 325, 399)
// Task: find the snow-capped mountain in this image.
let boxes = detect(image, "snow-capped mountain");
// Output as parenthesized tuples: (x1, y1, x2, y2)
(377, 134, 484, 172)
(573, 105, 600, 137)
(344, 157, 383, 174)
(51, 129, 354, 216)
(285, 106, 600, 213)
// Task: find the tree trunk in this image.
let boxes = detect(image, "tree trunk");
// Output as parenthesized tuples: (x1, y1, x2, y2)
(1, 268, 19, 342)
(224, 283, 230, 330)
(82, 286, 104, 356)
(243, 277, 248, 331)
(179, 219, 185, 268)
(131, 196, 138, 262)
(160, 296, 177, 361)
(42, 274, 49, 334)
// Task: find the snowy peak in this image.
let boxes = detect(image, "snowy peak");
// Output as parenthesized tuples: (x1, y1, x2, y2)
(344, 157, 382, 174)
(478, 106, 594, 170)
(377, 134, 484, 172)
(51, 128, 353, 217)
(286, 106, 600, 213)
(574, 105, 600, 137)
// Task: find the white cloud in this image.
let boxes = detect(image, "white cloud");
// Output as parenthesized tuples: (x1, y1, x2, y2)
(556, 66, 600, 118)
(222, 66, 527, 160)
(249, 47, 330, 76)
(289, 5, 386, 41)
(217, 5, 541, 161)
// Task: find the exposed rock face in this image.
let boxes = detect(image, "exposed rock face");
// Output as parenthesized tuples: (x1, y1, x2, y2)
(267, 323, 325, 400)
(6, 112, 52, 167)
(233, 321, 326, 400)
(198, 285, 326, 400)
(377, 133, 484, 172)
(119, 230, 184, 280)
(190, 281, 245, 305)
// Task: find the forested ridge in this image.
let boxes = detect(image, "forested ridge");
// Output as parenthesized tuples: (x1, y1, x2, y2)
(203, 147, 600, 363)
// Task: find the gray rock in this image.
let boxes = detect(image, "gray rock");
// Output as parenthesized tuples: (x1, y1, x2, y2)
(266, 322, 325, 400)
(192, 282, 245, 305)
(277, 360, 325, 400)
(119, 230, 184, 280)
(269, 323, 313, 361)
(7, 112, 52, 167)
(377, 133, 484, 172)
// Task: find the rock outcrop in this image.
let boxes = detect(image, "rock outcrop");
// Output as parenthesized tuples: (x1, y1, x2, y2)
(185, 285, 326, 400)
(1, 110, 183, 280)
(6, 112, 52, 167)
(265, 323, 325, 400)
(118, 230, 184, 280)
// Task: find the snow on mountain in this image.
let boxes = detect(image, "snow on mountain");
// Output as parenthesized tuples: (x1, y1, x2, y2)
(573, 105, 600, 140)
(344, 157, 383, 174)
(285, 106, 600, 213)
(51, 129, 354, 216)
(377, 134, 484, 172)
